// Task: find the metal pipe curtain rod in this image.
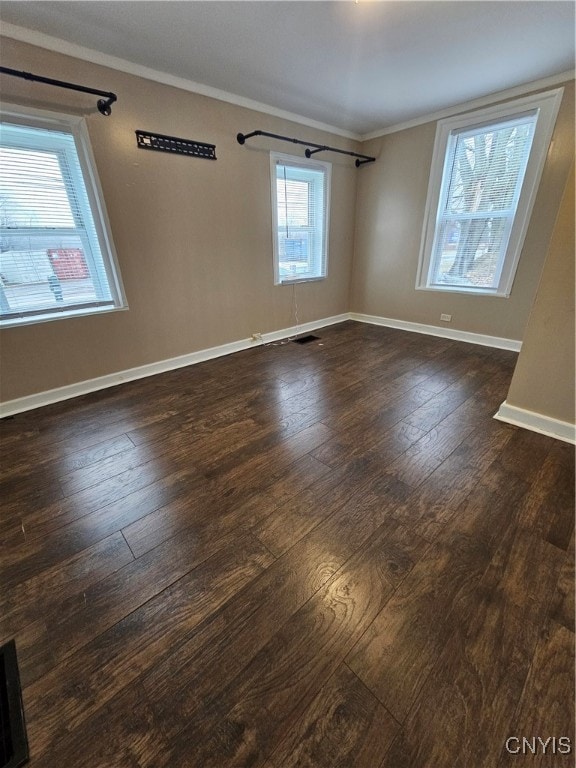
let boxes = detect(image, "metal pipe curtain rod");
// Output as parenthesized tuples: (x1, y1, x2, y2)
(0, 66, 117, 116)
(236, 129, 375, 167)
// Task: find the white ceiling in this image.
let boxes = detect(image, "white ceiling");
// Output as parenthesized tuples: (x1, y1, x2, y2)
(1, 1, 574, 138)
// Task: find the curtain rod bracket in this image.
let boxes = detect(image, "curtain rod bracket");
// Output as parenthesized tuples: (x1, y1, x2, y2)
(237, 131, 263, 144)
(237, 129, 375, 167)
(97, 96, 117, 116)
(0, 66, 118, 116)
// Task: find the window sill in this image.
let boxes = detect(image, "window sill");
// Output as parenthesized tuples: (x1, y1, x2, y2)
(0, 303, 129, 329)
(276, 276, 326, 286)
(415, 284, 510, 298)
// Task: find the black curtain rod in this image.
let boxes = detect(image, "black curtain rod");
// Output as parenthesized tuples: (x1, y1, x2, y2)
(0, 66, 117, 116)
(237, 129, 375, 167)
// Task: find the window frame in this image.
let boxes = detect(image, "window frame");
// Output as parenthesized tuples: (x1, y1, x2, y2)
(270, 151, 331, 286)
(416, 88, 563, 298)
(0, 103, 127, 327)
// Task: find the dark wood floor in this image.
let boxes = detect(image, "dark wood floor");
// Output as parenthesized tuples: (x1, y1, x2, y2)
(1, 321, 574, 768)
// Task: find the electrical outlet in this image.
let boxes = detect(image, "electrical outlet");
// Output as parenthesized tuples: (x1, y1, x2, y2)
(440, 314, 452, 322)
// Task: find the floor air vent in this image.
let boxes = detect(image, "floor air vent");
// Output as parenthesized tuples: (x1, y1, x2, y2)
(292, 335, 320, 344)
(0, 641, 28, 768)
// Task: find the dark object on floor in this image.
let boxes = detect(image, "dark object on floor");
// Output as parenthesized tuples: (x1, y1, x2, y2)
(292, 335, 320, 344)
(0, 641, 28, 768)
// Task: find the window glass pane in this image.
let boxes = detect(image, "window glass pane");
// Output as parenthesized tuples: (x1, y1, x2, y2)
(429, 114, 536, 290)
(0, 146, 75, 227)
(0, 120, 121, 323)
(273, 157, 328, 284)
(430, 216, 512, 290)
(445, 119, 536, 217)
(276, 178, 309, 227)
(1, 234, 99, 313)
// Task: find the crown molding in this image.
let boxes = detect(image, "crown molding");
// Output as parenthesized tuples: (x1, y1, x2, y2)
(361, 69, 575, 141)
(3, 22, 572, 149)
(0, 22, 361, 141)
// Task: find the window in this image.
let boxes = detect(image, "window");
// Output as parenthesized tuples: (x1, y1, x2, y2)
(0, 105, 126, 326)
(270, 152, 330, 284)
(416, 88, 563, 297)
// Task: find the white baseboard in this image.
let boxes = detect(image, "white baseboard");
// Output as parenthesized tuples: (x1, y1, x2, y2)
(494, 401, 576, 444)
(350, 312, 522, 352)
(0, 313, 348, 418)
(0, 311, 524, 418)
(259, 314, 348, 345)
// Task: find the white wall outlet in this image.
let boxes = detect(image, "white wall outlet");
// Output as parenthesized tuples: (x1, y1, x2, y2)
(440, 314, 452, 322)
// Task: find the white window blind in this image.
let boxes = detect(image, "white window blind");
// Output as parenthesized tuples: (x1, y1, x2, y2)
(0, 116, 126, 325)
(417, 88, 563, 297)
(271, 153, 330, 284)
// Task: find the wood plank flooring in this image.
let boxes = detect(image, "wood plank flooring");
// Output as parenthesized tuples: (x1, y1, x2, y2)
(1, 320, 574, 767)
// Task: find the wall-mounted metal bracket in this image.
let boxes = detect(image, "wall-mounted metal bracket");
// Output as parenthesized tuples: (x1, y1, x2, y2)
(136, 130, 217, 160)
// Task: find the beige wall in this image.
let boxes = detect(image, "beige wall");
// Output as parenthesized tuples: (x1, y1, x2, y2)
(505, 164, 575, 424)
(0, 37, 359, 401)
(351, 80, 575, 342)
(1, 36, 574, 408)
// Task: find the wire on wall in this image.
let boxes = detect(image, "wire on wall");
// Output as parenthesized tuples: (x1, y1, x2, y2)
(260, 284, 303, 347)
